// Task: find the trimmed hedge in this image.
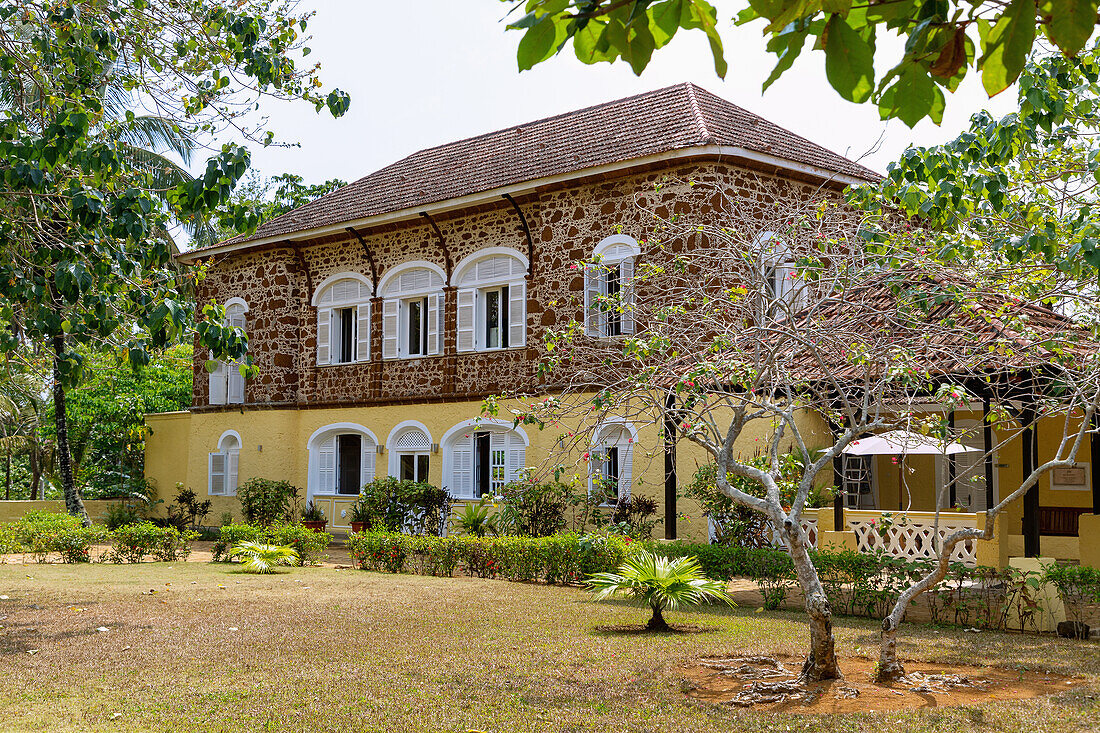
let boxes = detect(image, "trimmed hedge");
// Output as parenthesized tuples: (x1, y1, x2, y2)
(0, 513, 194, 563)
(213, 522, 332, 566)
(346, 531, 632, 584)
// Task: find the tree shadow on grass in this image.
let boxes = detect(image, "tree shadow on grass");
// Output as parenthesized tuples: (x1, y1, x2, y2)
(590, 623, 719, 636)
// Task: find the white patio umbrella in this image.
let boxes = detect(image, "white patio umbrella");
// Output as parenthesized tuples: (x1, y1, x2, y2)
(840, 430, 981, 511)
(843, 430, 981, 456)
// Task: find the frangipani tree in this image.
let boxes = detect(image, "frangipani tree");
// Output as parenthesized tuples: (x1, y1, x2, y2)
(496, 178, 1100, 682)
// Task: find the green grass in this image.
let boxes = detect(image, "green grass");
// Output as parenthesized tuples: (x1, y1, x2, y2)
(0, 561, 1097, 732)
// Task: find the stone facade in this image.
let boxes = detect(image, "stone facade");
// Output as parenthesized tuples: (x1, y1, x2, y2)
(192, 158, 834, 410)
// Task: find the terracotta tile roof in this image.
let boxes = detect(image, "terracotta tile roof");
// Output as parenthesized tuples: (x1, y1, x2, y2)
(202, 83, 880, 253)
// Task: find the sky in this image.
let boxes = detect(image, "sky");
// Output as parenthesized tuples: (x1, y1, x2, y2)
(235, 1, 1019, 189)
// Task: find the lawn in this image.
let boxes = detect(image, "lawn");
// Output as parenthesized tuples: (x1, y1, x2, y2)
(0, 561, 1097, 732)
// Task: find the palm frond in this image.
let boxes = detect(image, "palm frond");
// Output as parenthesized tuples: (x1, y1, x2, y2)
(116, 115, 196, 165)
(587, 549, 734, 612)
(229, 541, 300, 574)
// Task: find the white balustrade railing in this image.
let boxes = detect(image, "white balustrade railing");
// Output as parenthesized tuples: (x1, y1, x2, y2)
(846, 510, 980, 567)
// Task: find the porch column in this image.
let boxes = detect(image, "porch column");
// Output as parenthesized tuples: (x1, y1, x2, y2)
(948, 410, 957, 508)
(1022, 413, 1040, 557)
(662, 392, 677, 540)
(983, 396, 995, 511)
(1091, 420, 1100, 516)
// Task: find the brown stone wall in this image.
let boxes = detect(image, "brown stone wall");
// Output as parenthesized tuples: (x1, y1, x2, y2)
(192, 158, 837, 408)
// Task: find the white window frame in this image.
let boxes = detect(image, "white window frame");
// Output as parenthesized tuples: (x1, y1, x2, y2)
(209, 298, 248, 405)
(387, 421, 433, 481)
(589, 421, 637, 505)
(305, 423, 379, 503)
(756, 232, 806, 315)
(451, 248, 528, 353)
(311, 273, 373, 367)
(585, 235, 639, 338)
(208, 430, 241, 496)
(378, 262, 445, 360)
(440, 418, 530, 500)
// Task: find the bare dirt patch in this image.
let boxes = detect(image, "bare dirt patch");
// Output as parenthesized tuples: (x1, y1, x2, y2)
(594, 623, 713, 634)
(682, 654, 1086, 714)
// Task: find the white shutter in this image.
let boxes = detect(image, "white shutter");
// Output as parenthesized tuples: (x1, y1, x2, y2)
(506, 432, 526, 483)
(208, 360, 228, 405)
(360, 438, 376, 489)
(226, 451, 239, 495)
(508, 281, 526, 347)
(775, 263, 795, 306)
(356, 303, 371, 362)
(227, 364, 245, 404)
(426, 293, 441, 355)
(618, 441, 633, 499)
(451, 435, 473, 498)
(456, 288, 476, 352)
(317, 307, 331, 365)
(584, 265, 604, 336)
(318, 437, 336, 493)
(619, 258, 635, 335)
(208, 452, 225, 495)
(381, 299, 399, 359)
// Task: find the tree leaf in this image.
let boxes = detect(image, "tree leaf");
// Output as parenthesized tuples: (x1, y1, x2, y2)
(980, 0, 1037, 96)
(517, 13, 565, 71)
(930, 27, 968, 79)
(1048, 0, 1099, 55)
(824, 15, 875, 102)
(681, 0, 729, 77)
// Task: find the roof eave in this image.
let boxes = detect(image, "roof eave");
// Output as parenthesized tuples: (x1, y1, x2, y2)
(177, 144, 877, 264)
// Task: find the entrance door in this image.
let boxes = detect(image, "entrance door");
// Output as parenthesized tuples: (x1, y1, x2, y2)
(953, 420, 995, 512)
(337, 434, 362, 495)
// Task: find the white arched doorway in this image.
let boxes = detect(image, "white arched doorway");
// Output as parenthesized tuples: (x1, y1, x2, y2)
(306, 423, 379, 529)
(440, 418, 528, 499)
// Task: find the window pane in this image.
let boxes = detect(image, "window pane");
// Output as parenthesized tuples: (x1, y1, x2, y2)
(407, 299, 422, 355)
(338, 308, 354, 363)
(417, 454, 429, 482)
(606, 266, 621, 336)
(400, 453, 415, 481)
(485, 289, 500, 349)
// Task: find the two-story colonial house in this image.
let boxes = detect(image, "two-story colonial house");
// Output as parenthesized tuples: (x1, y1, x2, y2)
(143, 83, 878, 538)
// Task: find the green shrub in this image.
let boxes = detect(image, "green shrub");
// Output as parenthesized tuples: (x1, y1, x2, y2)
(12, 511, 83, 562)
(358, 477, 453, 536)
(237, 478, 301, 527)
(103, 501, 144, 530)
(1045, 563, 1100, 631)
(0, 525, 20, 554)
(213, 522, 331, 565)
(496, 480, 572, 537)
(109, 522, 195, 563)
(345, 531, 632, 585)
(53, 525, 111, 563)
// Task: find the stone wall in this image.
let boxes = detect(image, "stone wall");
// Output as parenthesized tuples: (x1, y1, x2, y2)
(193, 158, 833, 408)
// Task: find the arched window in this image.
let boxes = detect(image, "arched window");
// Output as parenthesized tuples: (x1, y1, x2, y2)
(589, 422, 636, 505)
(585, 235, 639, 338)
(387, 422, 433, 482)
(378, 263, 445, 359)
(209, 430, 241, 496)
(209, 298, 247, 405)
(451, 248, 528, 352)
(312, 273, 372, 365)
(756, 232, 805, 313)
(307, 423, 378, 501)
(441, 419, 528, 499)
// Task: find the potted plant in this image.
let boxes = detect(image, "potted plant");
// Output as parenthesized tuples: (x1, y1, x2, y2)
(349, 496, 372, 533)
(300, 501, 327, 531)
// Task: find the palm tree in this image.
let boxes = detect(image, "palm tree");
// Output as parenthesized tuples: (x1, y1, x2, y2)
(229, 542, 300, 574)
(588, 550, 734, 631)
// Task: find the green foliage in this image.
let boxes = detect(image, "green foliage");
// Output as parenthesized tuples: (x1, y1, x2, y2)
(0, 524, 20, 554)
(357, 477, 453, 536)
(1045, 563, 1100, 630)
(853, 49, 1100, 282)
(49, 345, 192, 499)
(451, 497, 499, 537)
(236, 478, 301, 527)
(496, 480, 572, 537)
(108, 522, 195, 563)
(212, 522, 331, 566)
(103, 501, 144, 530)
(588, 550, 734, 628)
(165, 485, 212, 531)
(346, 531, 633, 584)
(503, 0, 1100, 125)
(300, 500, 326, 523)
(229, 541, 299, 574)
(684, 459, 831, 548)
(208, 172, 347, 241)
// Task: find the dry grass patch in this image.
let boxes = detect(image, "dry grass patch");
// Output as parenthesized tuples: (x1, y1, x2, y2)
(0, 562, 1097, 732)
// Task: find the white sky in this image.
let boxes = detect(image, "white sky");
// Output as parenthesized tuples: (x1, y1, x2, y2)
(237, 1, 1018, 187)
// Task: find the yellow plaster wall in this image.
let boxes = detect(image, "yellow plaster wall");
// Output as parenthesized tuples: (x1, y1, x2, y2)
(146, 398, 831, 541)
(0, 500, 122, 525)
